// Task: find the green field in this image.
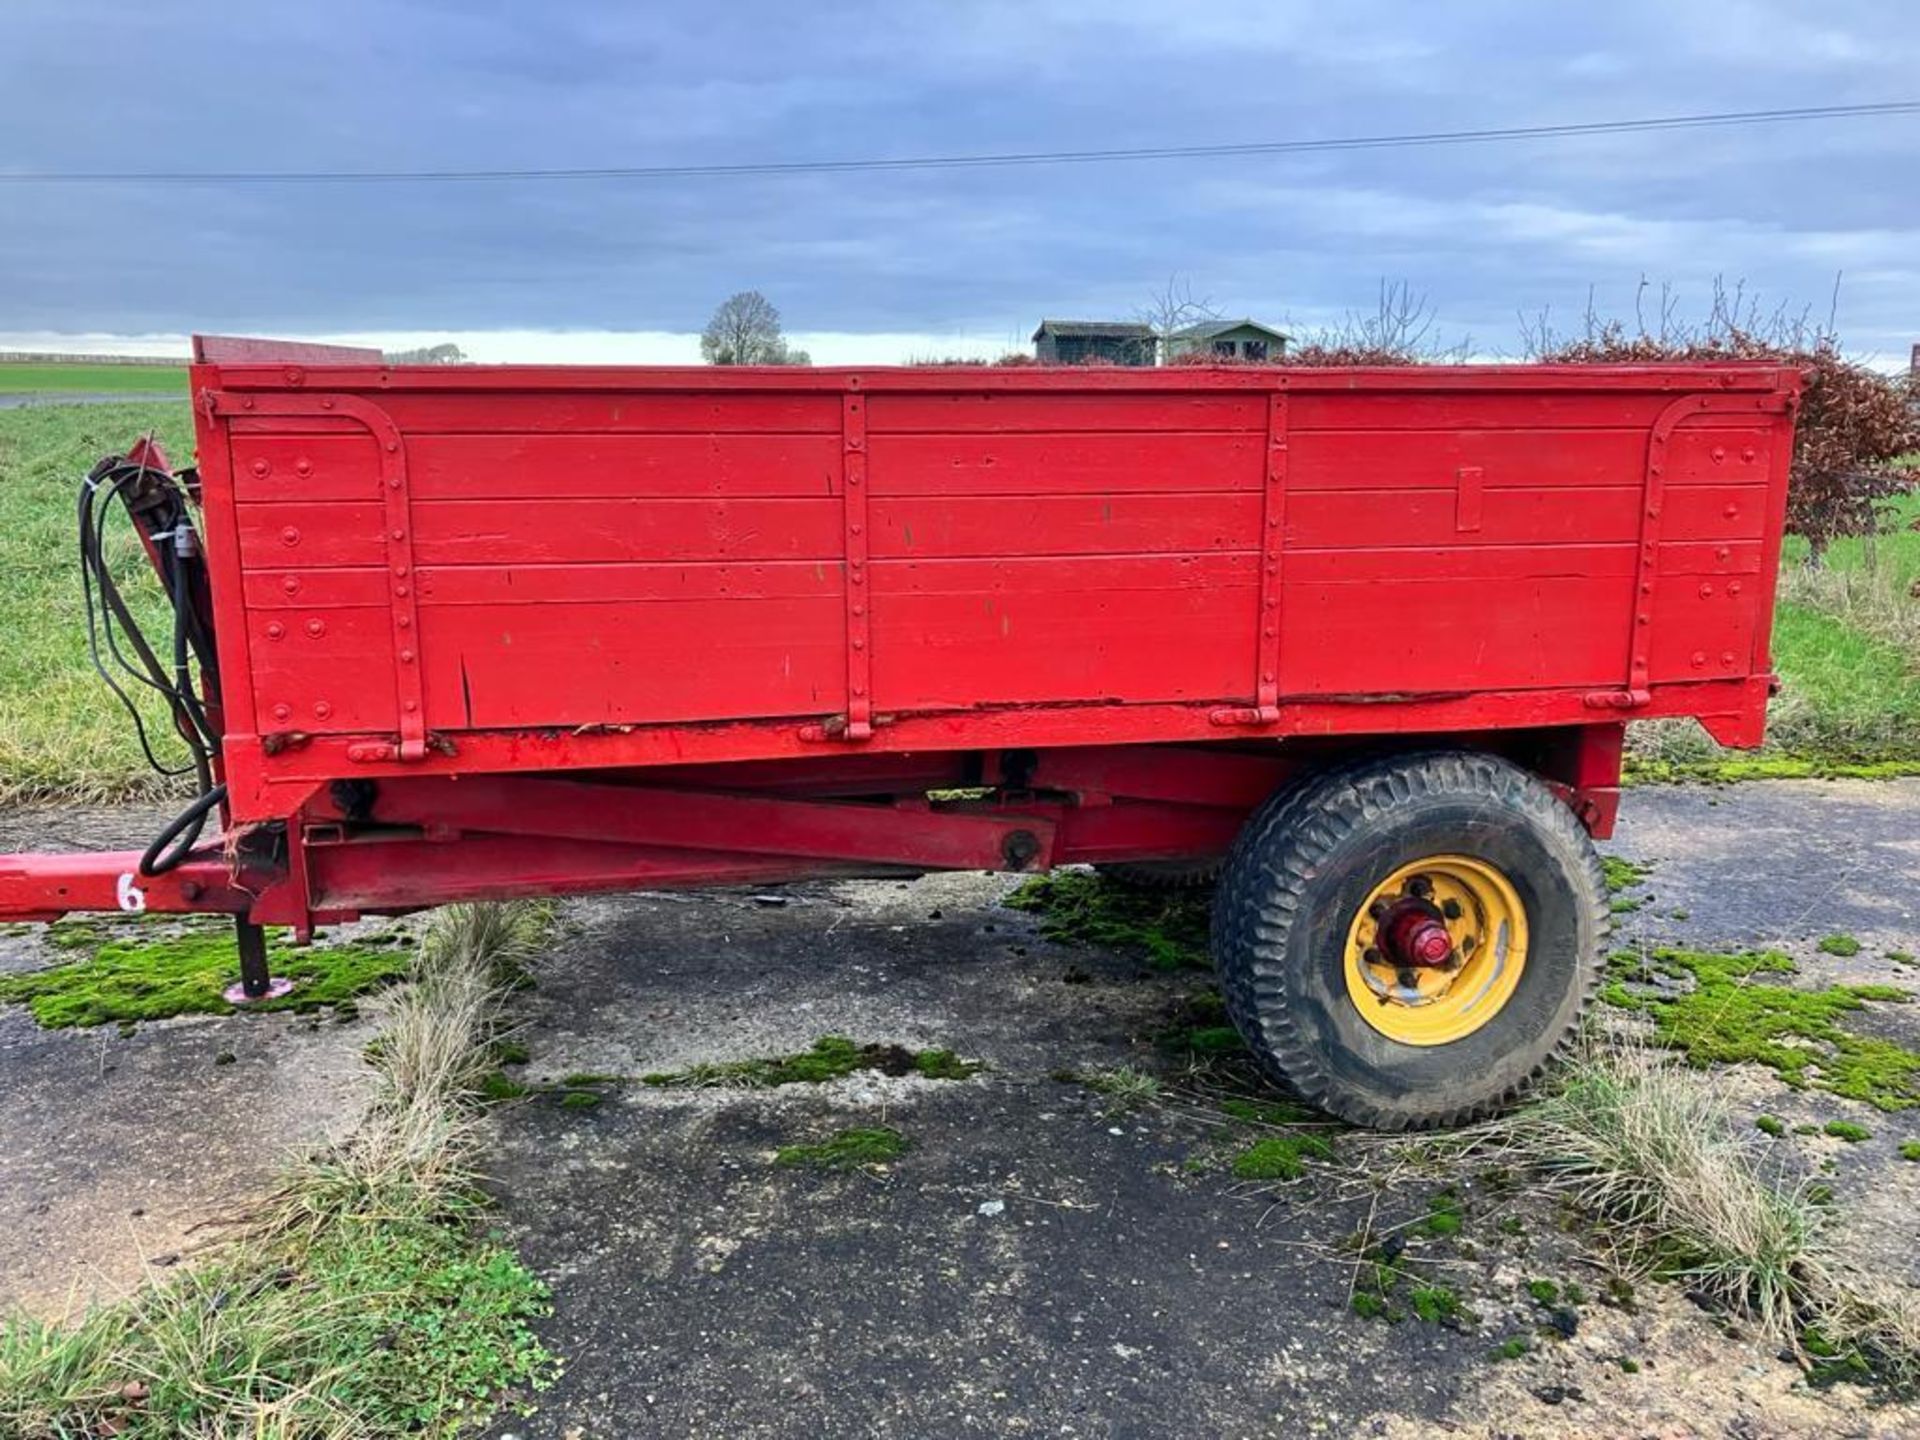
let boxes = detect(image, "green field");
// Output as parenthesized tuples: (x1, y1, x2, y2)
(0, 400, 1915, 801)
(0, 362, 188, 394)
(0, 401, 197, 801)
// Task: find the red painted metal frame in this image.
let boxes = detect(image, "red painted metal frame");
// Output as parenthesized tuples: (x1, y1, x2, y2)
(0, 349, 1802, 936)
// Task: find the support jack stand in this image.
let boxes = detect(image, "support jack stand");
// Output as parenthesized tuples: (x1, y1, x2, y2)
(223, 917, 294, 1005)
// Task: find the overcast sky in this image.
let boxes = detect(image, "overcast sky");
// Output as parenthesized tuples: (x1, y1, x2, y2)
(3, 1, 1917, 362)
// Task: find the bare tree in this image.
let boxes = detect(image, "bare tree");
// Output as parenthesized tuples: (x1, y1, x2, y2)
(1136, 274, 1223, 362)
(701, 291, 809, 365)
(1291, 279, 1464, 365)
(386, 342, 467, 364)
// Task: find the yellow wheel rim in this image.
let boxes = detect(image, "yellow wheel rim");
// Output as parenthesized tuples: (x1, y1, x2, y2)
(1343, 854, 1528, 1047)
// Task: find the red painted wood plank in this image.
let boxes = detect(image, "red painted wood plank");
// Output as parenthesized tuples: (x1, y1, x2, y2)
(416, 561, 841, 605)
(1288, 428, 1645, 491)
(1291, 393, 1675, 432)
(237, 498, 843, 568)
(372, 391, 842, 434)
(1663, 428, 1773, 485)
(870, 555, 1256, 708)
(243, 567, 388, 610)
(1661, 484, 1772, 541)
(1279, 575, 1632, 695)
(246, 607, 396, 732)
(1647, 579, 1763, 682)
(870, 494, 1260, 558)
(865, 392, 1265, 433)
(1657, 540, 1764, 576)
(1286, 486, 1642, 548)
(867, 431, 1262, 495)
(229, 432, 842, 503)
(418, 598, 846, 728)
(1284, 543, 1635, 584)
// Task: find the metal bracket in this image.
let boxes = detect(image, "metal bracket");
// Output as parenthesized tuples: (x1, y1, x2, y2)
(1631, 392, 1792, 698)
(207, 390, 428, 760)
(1220, 386, 1290, 726)
(838, 381, 874, 741)
(1455, 464, 1484, 532)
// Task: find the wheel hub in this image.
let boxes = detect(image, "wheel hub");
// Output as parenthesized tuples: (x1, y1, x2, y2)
(1343, 855, 1529, 1047)
(1375, 897, 1455, 969)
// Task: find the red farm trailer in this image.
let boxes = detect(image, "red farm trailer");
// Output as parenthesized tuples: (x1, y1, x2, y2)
(0, 336, 1803, 1127)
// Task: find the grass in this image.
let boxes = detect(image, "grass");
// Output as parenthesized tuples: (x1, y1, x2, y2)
(1901, 1141, 1920, 1163)
(1461, 1046, 1920, 1388)
(0, 363, 187, 395)
(0, 901, 557, 1437)
(0, 400, 197, 803)
(775, 1126, 909, 1170)
(0, 920, 415, 1030)
(1823, 1120, 1872, 1144)
(640, 1035, 980, 1088)
(1064, 1064, 1162, 1108)
(1602, 945, 1920, 1111)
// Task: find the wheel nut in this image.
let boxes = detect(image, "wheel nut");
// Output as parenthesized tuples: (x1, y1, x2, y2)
(1407, 875, 1433, 899)
(1441, 898, 1463, 920)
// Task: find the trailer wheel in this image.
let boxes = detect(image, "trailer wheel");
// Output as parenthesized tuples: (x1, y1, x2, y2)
(1094, 860, 1220, 890)
(1211, 751, 1604, 1130)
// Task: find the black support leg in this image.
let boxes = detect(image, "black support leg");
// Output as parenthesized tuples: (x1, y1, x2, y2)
(223, 916, 293, 1005)
(236, 917, 271, 999)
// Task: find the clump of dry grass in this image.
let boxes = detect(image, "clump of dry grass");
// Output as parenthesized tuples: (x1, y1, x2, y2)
(1460, 1045, 1920, 1386)
(0, 901, 556, 1438)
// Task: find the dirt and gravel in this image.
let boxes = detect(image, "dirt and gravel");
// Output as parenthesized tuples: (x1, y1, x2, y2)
(2, 778, 1917, 1437)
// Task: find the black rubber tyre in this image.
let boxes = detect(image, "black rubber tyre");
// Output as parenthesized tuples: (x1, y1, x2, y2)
(1210, 751, 1605, 1130)
(1094, 859, 1221, 890)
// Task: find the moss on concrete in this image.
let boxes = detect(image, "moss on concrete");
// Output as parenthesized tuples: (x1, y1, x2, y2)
(1230, 1133, 1334, 1181)
(0, 924, 410, 1030)
(1420, 1189, 1464, 1238)
(1817, 934, 1863, 957)
(1625, 757, 1920, 785)
(1602, 857, 1652, 894)
(1217, 1096, 1318, 1126)
(775, 1125, 908, 1170)
(1823, 1119, 1872, 1143)
(641, 1035, 980, 1089)
(1602, 946, 1920, 1110)
(1409, 1285, 1462, 1325)
(1003, 869, 1210, 972)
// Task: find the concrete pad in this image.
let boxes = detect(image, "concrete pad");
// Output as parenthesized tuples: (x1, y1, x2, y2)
(0, 804, 380, 1319)
(481, 780, 1920, 1438)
